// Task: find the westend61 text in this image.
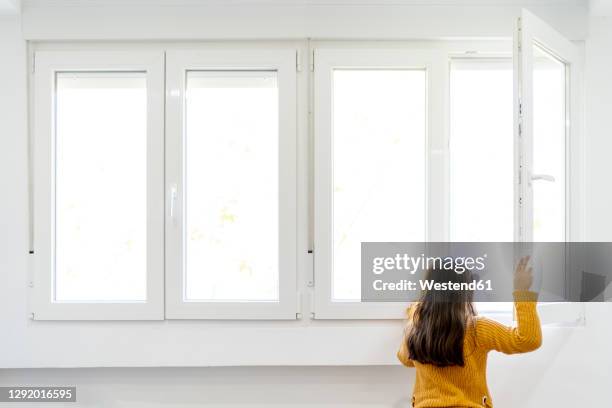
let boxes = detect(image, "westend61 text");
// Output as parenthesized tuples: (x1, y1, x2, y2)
(372, 279, 493, 292)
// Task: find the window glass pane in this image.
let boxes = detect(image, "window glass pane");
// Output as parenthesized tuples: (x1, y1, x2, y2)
(184, 71, 279, 302)
(332, 69, 426, 301)
(55, 72, 147, 302)
(450, 59, 514, 242)
(532, 45, 566, 242)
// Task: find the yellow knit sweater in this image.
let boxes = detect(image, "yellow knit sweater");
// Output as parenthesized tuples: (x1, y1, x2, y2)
(397, 291, 542, 408)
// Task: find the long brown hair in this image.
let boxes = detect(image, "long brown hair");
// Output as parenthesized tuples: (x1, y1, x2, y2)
(406, 266, 476, 367)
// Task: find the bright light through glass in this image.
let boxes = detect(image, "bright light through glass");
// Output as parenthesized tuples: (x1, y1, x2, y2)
(532, 45, 566, 242)
(450, 59, 514, 242)
(332, 69, 426, 301)
(184, 71, 279, 302)
(55, 72, 147, 302)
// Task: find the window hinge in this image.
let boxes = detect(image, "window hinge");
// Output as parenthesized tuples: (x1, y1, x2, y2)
(310, 291, 316, 319)
(296, 50, 302, 72)
(32, 53, 36, 74)
(310, 49, 315, 72)
(307, 250, 314, 287)
(29, 312, 35, 320)
(296, 291, 302, 319)
(27, 250, 35, 289)
(517, 18, 522, 52)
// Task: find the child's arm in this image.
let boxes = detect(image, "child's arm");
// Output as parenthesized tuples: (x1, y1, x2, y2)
(476, 256, 542, 353)
(475, 290, 542, 354)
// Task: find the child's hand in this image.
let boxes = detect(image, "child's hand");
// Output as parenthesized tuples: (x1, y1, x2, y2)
(514, 256, 533, 291)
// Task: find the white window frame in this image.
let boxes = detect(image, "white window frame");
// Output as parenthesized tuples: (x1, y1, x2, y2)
(515, 9, 583, 243)
(28, 35, 584, 324)
(313, 48, 447, 319)
(313, 30, 585, 322)
(31, 51, 165, 320)
(164, 49, 298, 319)
(515, 9, 585, 325)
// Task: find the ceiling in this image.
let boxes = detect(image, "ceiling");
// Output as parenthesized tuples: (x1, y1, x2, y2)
(18, 0, 590, 6)
(590, 0, 612, 15)
(0, 0, 18, 14)
(4, 0, 608, 16)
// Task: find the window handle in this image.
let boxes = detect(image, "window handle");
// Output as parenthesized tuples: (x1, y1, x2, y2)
(531, 174, 555, 182)
(169, 184, 178, 223)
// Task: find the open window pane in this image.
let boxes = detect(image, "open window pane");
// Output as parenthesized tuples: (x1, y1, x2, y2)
(450, 59, 514, 242)
(532, 45, 566, 242)
(55, 72, 147, 302)
(184, 71, 279, 302)
(332, 69, 427, 301)
(514, 10, 585, 325)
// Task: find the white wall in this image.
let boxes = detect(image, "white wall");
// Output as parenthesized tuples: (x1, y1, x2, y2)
(2, 324, 612, 408)
(0, 14, 29, 366)
(2, 2, 612, 408)
(585, 16, 612, 240)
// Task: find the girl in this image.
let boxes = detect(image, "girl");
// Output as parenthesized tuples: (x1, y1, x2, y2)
(397, 256, 541, 408)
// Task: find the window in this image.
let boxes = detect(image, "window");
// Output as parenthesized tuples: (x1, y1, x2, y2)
(449, 58, 515, 315)
(531, 45, 566, 242)
(164, 50, 297, 319)
(30, 32, 583, 324)
(313, 30, 583, 320)
(517, 9, 578, 244)
(183, 71, 279, 302)
(314, 49, 445, 319)
(516, 9, 584, 325)
(32, 51, 164, 320)
(55, 72, 147, 302)
(332, 69, 427, 301)
(450, 58, 514, 242)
